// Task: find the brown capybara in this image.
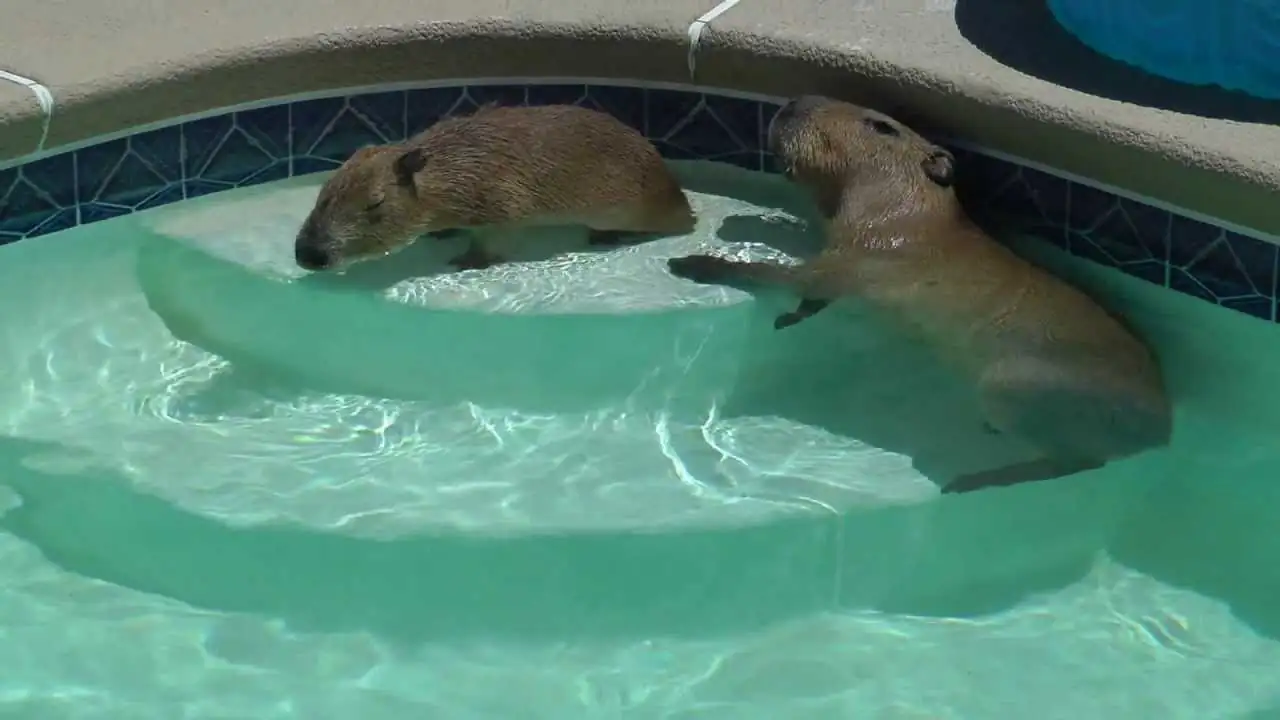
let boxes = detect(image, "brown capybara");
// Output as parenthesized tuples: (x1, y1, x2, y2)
(665, 95, 1173, 494)
(294, 103, 696, 272)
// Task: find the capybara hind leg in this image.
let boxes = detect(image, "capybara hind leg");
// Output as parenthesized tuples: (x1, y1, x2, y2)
(943, 456, 1102, 494)
(957, 356, 1171, 493)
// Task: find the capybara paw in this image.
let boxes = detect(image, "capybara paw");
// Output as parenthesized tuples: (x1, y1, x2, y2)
(773, 312, 803, 330)
(667, 254, 734, 284)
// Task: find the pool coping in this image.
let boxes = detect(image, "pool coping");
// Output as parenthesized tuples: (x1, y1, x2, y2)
(1, 1, 1279, 236)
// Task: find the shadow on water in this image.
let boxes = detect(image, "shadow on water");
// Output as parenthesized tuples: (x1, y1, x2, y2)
(953, 0, 1280, 122)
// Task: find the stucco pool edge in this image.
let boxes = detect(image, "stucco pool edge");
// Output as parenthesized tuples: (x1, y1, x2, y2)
(0, 8, 1275, 234)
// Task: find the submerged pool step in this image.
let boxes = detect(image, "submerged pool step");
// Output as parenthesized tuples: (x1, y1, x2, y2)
(136, 232, 751, 414)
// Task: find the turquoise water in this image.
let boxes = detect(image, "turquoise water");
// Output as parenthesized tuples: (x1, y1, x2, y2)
(1, 163, 1279, 717)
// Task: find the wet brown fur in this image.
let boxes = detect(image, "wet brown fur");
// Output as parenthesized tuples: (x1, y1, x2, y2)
(295, 103, 695, 271)
(667, 95, 1173, 494)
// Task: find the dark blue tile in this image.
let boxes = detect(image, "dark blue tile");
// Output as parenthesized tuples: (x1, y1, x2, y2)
(1117, 198, 1172, 264)
(236, 104, 291, 160)
(130, 125, 184, 183)
(183, 114, 235, 178)
(292, 157, 341, 176)
(79, 202, 133, 225)
(1020, 167, 1070, 229)
(527, 84, 589, 107)
(1072, 195, 1168, 269)
(1065, 180, 1114, 233)
(978, 163, 1070, 245)
(1168, 216, 1277, 319)
(350, 91, 406, 143)
(1067, 186, 1170, 277)
(583, 85, 646, 134)
(659, 96, 761, 164)
(0, 153, 77, 238)
(184, 164, 289, 199)
(645, 89, 701, 142)
(290, 96, 344, 157)
(72, 140, 129, 209)
(290, 96, 394, 168)
(406, 87, 467, 137)
(760, 102, 784, 154)
(1221, 296, 1275, 322)
(1224, 230, 1279, 300)
(704, 95, 764, 156)
(18, 152, 77, 209)
(201, 128, 283, 185)
(76, 126, 182, 213)
(954, 151, 1020, 219)
(466, 84, 528, 108)
(1167, 214, 1222, 269)
(185, 106, 289, 190)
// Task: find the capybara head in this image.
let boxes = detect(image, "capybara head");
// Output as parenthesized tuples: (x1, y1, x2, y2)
(767, 95, 956, 218)
(294, 144, 432, 271)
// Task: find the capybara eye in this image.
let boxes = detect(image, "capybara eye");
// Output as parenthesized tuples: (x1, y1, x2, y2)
(865, 117, 900, 136)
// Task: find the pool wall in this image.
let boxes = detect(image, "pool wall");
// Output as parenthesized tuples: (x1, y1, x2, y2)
(0, 78, 1277, 324)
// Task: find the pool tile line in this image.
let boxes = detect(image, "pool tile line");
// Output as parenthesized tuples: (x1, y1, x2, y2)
(0, 83, 1276, 324)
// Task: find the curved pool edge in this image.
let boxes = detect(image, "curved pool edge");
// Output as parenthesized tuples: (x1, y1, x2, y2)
(0, 2, 1278, 237)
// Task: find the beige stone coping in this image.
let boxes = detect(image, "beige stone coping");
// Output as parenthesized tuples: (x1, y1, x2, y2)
(0, 0, 1277, 233)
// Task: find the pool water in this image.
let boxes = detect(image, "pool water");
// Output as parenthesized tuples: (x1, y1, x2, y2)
(1, 161, 1279, 718)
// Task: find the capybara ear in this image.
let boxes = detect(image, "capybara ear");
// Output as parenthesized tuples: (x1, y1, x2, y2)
(922, 149, 956, 187)
(394, 148, 428, 188)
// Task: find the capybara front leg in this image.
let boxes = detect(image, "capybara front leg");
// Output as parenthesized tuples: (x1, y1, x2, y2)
(942, 456, 1103, 494)
(774, 298, 832, 330)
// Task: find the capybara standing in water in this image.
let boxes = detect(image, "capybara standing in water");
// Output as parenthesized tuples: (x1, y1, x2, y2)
(666, 95, 1173, 494)
(294, 104, 696, 272)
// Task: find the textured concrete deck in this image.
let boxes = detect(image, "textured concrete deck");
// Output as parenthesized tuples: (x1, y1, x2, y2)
(1, 0, 1278, 233)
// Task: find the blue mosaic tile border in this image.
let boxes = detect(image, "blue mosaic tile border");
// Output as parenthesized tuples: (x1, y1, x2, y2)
(0, 82, 1275, 322)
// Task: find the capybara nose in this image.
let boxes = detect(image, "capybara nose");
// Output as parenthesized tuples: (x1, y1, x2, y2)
(295, 243, 332, 271)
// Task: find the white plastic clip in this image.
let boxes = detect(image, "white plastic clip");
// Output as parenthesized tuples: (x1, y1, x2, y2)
(687, 0, 744, 80)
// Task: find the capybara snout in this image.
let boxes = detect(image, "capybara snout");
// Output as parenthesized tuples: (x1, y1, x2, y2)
(294, 145, 429, 270)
